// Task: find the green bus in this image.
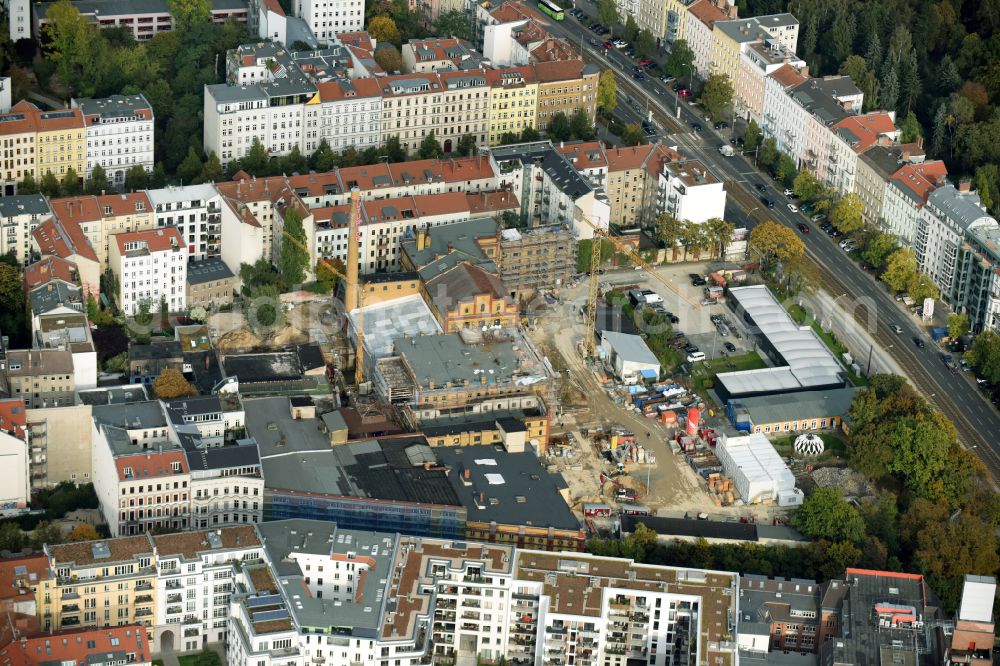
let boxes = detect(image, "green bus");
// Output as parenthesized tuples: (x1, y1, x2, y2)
(537, 0, 565, 20)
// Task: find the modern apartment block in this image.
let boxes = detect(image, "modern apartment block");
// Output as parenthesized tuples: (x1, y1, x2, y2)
(72, 94, 154, 183)
(109, 227, 188, 316)
(226, 519, 738, 666)
(292, 0, 363, 42)
(31, 0, 249, 41)
(147, 184, 224, 261)
(0, 193, 52, 264)
(38, 525, 265, 652)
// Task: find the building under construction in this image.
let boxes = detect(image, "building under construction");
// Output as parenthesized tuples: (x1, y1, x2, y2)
(497, 225, 577, 299)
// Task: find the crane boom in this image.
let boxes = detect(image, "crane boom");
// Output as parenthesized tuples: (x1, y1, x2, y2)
(580, 218, 701, 356)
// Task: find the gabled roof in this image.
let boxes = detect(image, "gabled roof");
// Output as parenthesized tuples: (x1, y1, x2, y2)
(889, 160, 948, 206)
(832, 112, 897, 154)
(115, 449, 189, 482)
(767, 63, 807, 89)
(0, 625, 149, 666)
(114, 227, 184, 254)
(686, 0, 731, 29)
(533, 59, 591, 83)
(23, 256, 79, 292)
(31, 218, 98, 263)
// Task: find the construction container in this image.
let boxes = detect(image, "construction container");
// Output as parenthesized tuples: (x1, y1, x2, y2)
(686, 407, 700, 436)
(660, 410, 677, 425)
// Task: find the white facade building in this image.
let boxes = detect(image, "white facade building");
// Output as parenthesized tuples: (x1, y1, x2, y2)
(109, 227, 189, 316)
(292, 0, 363, 43)
(72, 95, 155, 183)
(203, 83, 310, 168)
(9, 0, 29, 41)
(0, 399, 29, 513)
(716, 432, 796, 503)
(0, 194, 53, 265)
(148, 183, 225, 261)
(312, 78, 382, 152)
(659, 159, 727, 223)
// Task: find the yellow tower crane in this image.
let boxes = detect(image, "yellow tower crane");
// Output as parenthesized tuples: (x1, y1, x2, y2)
(579, 219, 702, 357)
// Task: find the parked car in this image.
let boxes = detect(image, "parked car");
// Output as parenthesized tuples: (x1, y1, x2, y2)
(788, 203, 799, 213)
(684, 344, 700, 354)
(723, 342, 737, 352)
(638, 57, 655, 66)
(632, 71, 646, 80)
(700, 297, 718, 306)
(686, 351, 706, 363)
(797, 222, 809, 233)
(811, 213, 826, 222)
(714, 121, 728, 129)
(839, 238, 857, 249)
(677, 88, 691, 97)
(716, 323, 730, 336)
(783, 188, 794, 196)
(603, 40, 614, 49)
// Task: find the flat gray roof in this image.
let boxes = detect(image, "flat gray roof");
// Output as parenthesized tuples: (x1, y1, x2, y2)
(600, 330, 659, 366)
(928, 184, 995, 232)
(398, 332, 521, 390)
(433, 445, 579, 530)
(348, 294, 441, 360)
(732, 387, 859, 424)
(0, 194, 51, 218)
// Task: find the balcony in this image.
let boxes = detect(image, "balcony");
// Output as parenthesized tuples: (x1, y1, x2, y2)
(135, 595, 153, 604)
(183, 615, 200, 625)
(167, 606, 183, 615)
(135, 581, 152, 591)
(135, 608, 153, 618)
(167, 594, 182, 604)
(165, 580, 182, 589)
(60, 604, 80, 614)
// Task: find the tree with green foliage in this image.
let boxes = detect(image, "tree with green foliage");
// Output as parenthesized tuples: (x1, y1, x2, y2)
(167, 0, 210, 32)
(0, 522, 26, 554)
(861, 232, 899, 269)
(597, 70, 617, 113)
(60, 167, 81, 195)
(124, 165, 149, 191)
(748, 220, 804, 268)
(310, 139, 336, 172)
(793, 487, 866, 543)
(39, 172, 61, 198)
(623, 14, 639, 43)
(315, 256, 345, 293)
(620, 123, 646, 147)
(417, 131, 442, 159)
(596, 0, 618, 30)
(704, 217, 735, 257)
(775, 154, 797, 188)
(899, 111, 922, 143)
(698, 73, 734, 122)
(240, 139, 270, 176)
(793, 169, 824, 202)
(177, 147, 203, 184)
(368, 15, 401, 46)
(635, 29, 655, 57)
(432, 9, 470, 39)
(829, 193, 864, 235)
(548, 112, 572, 141)
(85, 165, 110, 194)
(881, 248, 918, 293)
(909, 272, 939, 302)
(201, 152, 223, 183)
(281, 145, 307, 175)
(454, 134, 476, 157)
(975, 165, 1000, 212)
(373, 44, 403, 73)
(947, 312, 970, 339)
(569, 107, 595, 140)
(279, 207, 309, 286)
(576, 238, 615, 273)
(757, 137, 778, 170)
(18, 172, 39, 195)
(967, 329, 1000, 383)
(840, 55, 879, 111)
(663, 39, 693, 80)
(520, 126, 540, 142)
(655, 213, 683, 249)
(743, 118, 762, 153)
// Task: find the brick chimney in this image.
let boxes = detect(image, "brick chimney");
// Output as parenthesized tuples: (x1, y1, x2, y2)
(959, 179, 972, 193)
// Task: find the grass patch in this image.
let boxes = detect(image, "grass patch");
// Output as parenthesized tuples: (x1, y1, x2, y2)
(153, 661, 164, 666)
(178, 653, 221, 666)
(689, 351, 767, 396)
(770, 433, 848, 462)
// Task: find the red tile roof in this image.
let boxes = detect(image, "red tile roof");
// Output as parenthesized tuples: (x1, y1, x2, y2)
(0, 625, 150, 666)
(95, 192, 152, 218)
(833, 112, 898, 153)
(113, 227, 184, 255)
(490, 1, 546, 22)
(768, 63, 808, 89)
(686, 0, 730, 28)
(530, 37, 577, 62)
(338, 31, 374, 50)
(0, 399, 26, 440)
(115, 450, 188, 482)
(35, 108, 84, 132)
(466, 190, 519, 215)
(262, 0, 284, 15)
(32, 219, 98, 263)
(50, 196, 101, 225)
(0, 553, 48, 604)
(890, 160, 948, 205)
(555, 141, 607, 169)
(23, 256, 79, 292)
(533, 59, 589, 83)
(0, 101, 38, 136)
(316, 76, 383, 102)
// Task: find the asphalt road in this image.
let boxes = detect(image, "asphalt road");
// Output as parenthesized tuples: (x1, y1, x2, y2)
(543, 9, 1000, 481)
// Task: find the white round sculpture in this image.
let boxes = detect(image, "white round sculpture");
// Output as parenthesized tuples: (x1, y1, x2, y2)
(793, 433, 825, 456)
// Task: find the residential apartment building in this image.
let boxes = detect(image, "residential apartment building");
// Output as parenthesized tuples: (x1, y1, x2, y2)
(0, 193, 51, 265)
(684, 0, 730, 78)
(186, 257, 237, 309)
(3, 348, 76, 408)
(109, 228, 188, 316)
(533, 60, 599, 133)
(32, 217, 101, 298)
(226, 519, 739, 666)
(485, 66, 538, 146)
(662, 0, 697, 44)
(882, 160, 948, 245)
(313, 78, 382, 153)
(72, 94, 155, 183)
(0, 398, 29, 511)
(49, 193, 156, 270)
(38, 525, 264, 652)
(826, 111, 898, 197)
(854, 143, 924, 227)
(293, 0, 363, 42)
(0, 101, 37, 195)
(916, 183, 997, 313)
(148, 184, 224, 261)
(659, 158, 726, 224)
(402, 38, 478, 73)
(1, 625, 152, 666)
(602, 143, 679, 228)
(31, 0, 249, 41)
(710, 14, 797, 86)
(736, 39, 805, 123)
(34, 106, 86, 181)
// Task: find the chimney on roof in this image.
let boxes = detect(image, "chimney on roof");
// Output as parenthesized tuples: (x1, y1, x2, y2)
(959, 179, 972, 193)
(916, 136, 924, 151)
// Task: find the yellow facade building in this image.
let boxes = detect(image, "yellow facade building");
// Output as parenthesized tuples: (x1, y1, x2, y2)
(485, 66, 539, 146)
(34, 107, 86, 180)
(533, 60, 599, 132)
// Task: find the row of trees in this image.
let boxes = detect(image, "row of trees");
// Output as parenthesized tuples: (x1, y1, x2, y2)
(655, 214, 736, 260)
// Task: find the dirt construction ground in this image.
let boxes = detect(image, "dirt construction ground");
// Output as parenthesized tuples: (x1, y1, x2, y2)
(530, 264, 786, 523)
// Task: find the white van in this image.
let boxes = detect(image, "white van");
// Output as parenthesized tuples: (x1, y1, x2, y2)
(686, 351, 706, 363)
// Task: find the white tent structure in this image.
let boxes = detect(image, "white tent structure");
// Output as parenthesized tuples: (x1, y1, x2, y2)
(716, 433, 796, 503)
